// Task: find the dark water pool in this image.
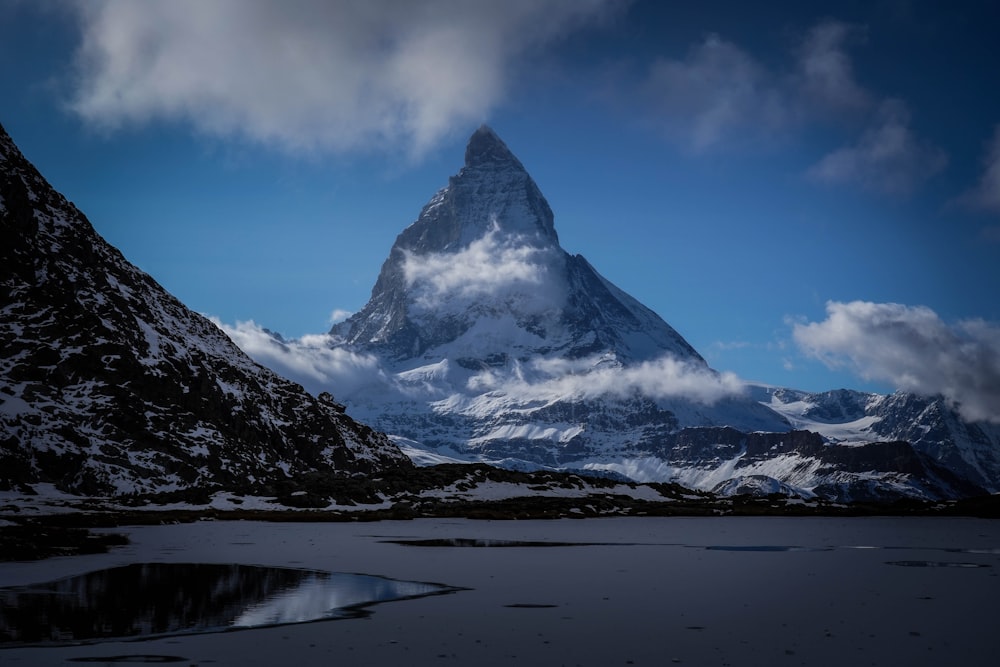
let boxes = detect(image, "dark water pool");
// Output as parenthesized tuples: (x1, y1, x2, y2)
(0, 563, 462, 647)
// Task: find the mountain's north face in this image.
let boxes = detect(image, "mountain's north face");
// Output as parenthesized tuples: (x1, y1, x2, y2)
(0, 122, 409, 496)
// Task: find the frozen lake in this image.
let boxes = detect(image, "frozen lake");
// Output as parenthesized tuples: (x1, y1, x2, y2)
(1, 516, 997, 666)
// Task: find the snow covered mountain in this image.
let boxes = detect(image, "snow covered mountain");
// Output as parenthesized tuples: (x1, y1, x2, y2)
(273, 125, 991, 503)
(0, 121, 409, 496)
(325, 127, 788, 464)
(754, 386, 1000, 497)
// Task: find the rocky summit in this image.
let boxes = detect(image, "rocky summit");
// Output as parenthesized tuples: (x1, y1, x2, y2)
(314, 126, 1000, 502)
(332, 125, 704, 364)
(0, 122, 409, 497)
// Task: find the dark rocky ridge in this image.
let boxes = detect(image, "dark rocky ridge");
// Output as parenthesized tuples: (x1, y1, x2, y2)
(0, 121, 410, 496)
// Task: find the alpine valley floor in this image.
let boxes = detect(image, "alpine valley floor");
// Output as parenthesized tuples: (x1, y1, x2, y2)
(1, 517, 997, 666)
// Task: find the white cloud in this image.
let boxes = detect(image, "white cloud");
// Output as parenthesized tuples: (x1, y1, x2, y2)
(328, 309, 353, 325)
(213, 318, 386, 397)
(807, 100, 947, 194)
(401, 222, 565, 314)
(958, 124, 1000, 213)
(67, 0, 617, 157)
(643, 34, 789, 151)
(792, 301, 1000, 423)
(216, 317, 743, 411)
(469, 354, 745, 406)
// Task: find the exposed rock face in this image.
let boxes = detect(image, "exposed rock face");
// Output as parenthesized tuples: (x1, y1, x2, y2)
(0, 122, 409, 496)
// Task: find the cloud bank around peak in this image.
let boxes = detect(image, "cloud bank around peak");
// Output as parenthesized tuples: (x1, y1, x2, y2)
(215, 315, 745, 411)
(67, 0, 617, 157)
(792, 301, 1000, 423)
(401, 224, 566, 314)
(468, 354, 746, 406)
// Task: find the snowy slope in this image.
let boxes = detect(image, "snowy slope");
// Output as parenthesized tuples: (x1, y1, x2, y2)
(0, 121, 409, 496)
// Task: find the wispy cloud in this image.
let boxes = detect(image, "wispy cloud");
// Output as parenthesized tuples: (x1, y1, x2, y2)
(807, 100, 947, 195)
(212, 318, 387, 397)
(794, 21, 872, 114)
(957, 124, 1000, 214)
(401, 222, 566, 314)
(792, 301, 1000, 423)
(639, 19, 945, 196)
(468, 354, 745, 406)
(66, 0, 617, 157)
(643, 34, 789, 151)
(641, 19, 871, 152)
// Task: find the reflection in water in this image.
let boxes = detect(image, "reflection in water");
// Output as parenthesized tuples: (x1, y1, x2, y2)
(0, 563, 461, 647)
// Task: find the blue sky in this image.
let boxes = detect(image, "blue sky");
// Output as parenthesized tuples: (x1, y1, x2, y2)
(2, 0, 999, 408)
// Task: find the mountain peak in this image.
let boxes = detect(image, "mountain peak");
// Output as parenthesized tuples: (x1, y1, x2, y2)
(464, 124, 522, 170)
(331, 124, 705, 368)
(386, 124, 557, 257)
